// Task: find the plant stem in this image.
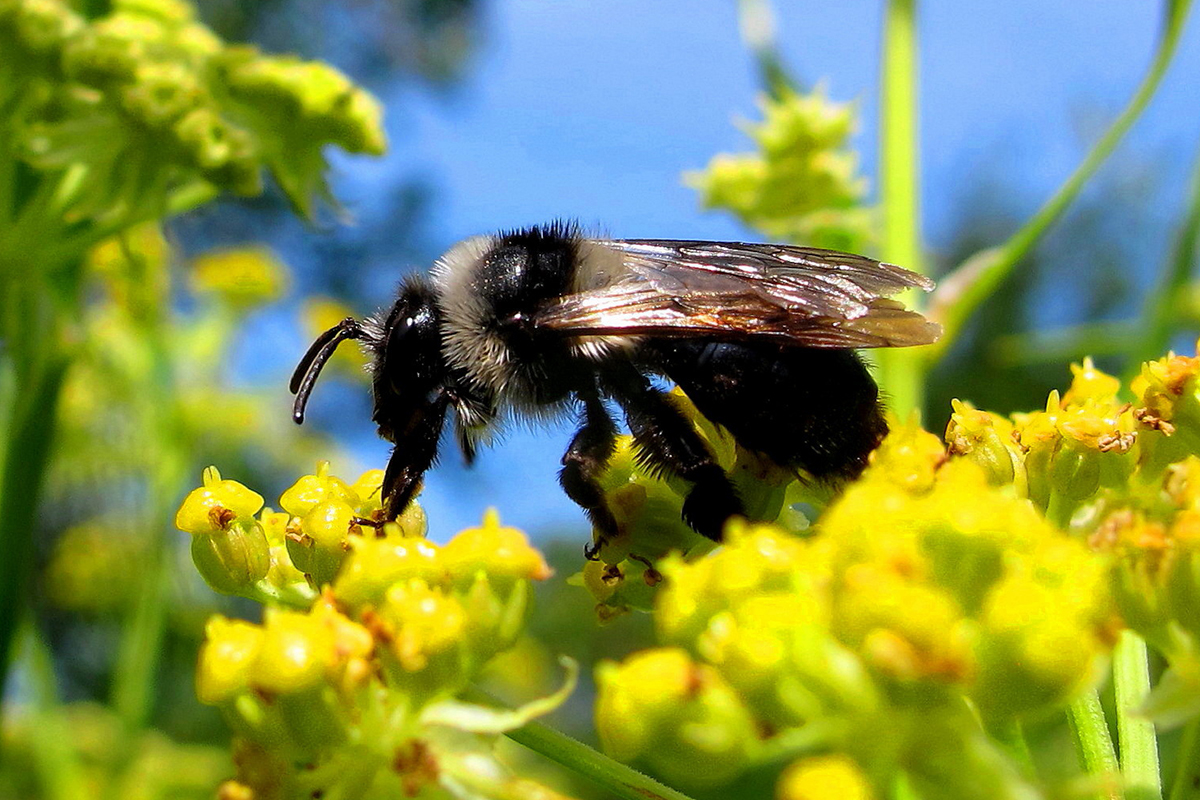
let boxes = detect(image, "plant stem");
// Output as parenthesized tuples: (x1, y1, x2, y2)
(22, 621, 89, 800)
(877, 0, 925, 416)
(1068, 689, 1121, 800)
(504, 717, 698, 800)
(0, 316, 68, 714)
(988, 320, 1140, 367)
(737, 0, 798, 98)
(1114, 631, 1163, 800)
(925, 0, 1194, 363)
(1168, 717, 1200, 800)
(990, 719, 1035, 777)
(1127, 130, 1200, 375)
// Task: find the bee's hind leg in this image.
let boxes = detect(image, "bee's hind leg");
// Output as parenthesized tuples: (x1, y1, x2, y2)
(559, 390, 620, 560)
(608, 373, 743, 542)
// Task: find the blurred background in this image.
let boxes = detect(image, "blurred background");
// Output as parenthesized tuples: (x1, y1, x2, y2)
(4, 0, 1200, 797)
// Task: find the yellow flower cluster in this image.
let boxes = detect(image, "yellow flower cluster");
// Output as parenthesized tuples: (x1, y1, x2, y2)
(0, 0, 385, 235)
(687, 85, 875, 252)
(177, 463, 569, 800)
(579, 389, 794, 617)
(592, 346, 1200, 796)
(596, 445, 1110, 796)
(948, 350, 1200, 716)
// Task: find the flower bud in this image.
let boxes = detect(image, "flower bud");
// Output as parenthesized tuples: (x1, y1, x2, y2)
(119, 62, 204, 129)
(945, 399, 1021, 487)
(10, 0, 83, 56)
(285, 499, 358, 587)
(278, 461, 359, 517)
(595, 648, 758, 789)
(370, 579, 470, 700)
(1063, 357, 1120, 405)
(333, 536, 445, 611)
(175, 466, 264, 534)
(442, 509, 551, 590)
(250, 609, 333, 695)
(190, 517, 271, 595)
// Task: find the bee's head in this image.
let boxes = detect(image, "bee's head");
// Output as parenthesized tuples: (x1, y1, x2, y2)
(290, 276, 447, 442)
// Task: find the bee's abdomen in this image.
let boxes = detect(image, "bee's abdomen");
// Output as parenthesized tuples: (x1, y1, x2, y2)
(649, 339, 887, 479)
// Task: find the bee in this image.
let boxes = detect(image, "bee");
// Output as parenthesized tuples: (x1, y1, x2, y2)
(290, 222, 939, 554)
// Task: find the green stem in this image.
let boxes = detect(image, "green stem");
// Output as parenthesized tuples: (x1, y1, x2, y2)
(1068, 689, 1121, 799)
(892, 771, 921, 800)
(1114, 631, 1163, 800)
(1168, 717, 1200, 800)
(0, 335, 69, 714)
(1128, 130, 1200, 375)
(990, 719, 1035, 777)
(504, 718, 697, 800)
(926, 0, 1194, 363)
(989, 320, 1140, 367)
(876, 0, 925, 416)
(21, 621, 89, 800)
(736, 0, 798, 98)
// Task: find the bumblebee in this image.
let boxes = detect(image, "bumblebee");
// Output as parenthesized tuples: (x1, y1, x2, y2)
(291, 222, 939, 551)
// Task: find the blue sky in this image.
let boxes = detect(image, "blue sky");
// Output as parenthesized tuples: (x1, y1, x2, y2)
(271, 1, 1200, 542)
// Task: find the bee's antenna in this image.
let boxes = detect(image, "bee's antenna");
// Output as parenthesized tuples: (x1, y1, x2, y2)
(290, 317, 362, 424)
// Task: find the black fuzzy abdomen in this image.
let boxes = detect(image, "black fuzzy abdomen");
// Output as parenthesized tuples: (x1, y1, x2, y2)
(649, 339, 887, 479)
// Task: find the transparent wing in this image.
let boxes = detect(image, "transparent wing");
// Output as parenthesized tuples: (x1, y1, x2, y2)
(532, 239, 941, 348)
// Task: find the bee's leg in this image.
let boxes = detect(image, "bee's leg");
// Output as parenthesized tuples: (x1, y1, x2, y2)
(381, 396, 449, 520)
(610, 377, 742, 542)
(559, 391, 619, 559)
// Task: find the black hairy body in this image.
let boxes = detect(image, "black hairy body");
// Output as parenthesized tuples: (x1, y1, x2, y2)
(291, 222, 939, 553)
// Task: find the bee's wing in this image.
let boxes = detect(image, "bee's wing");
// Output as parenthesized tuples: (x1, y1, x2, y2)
(532, 239, 941, 348)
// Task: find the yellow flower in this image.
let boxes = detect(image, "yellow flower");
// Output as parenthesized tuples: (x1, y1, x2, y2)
(778, 755, 875, 800)
(442, 509, 552, 586)
(190, 246, 288, 308)
(175, 466, 264, 534)
(334, 535, 446, 611)
(196, 616, 264, 705)
(945, 399, 1022, 487)
(278, 461, 360, 518)
(595, 648, 758, 789)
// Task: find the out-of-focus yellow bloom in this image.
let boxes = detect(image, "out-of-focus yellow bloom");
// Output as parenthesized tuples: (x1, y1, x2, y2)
(778, 755, 875, 800)
(190, 246, 288, 308)
(369, 579, 470, 700)
(688, 85, 874, 252)
(864, 415, 946, 494)
(196, 616, 264, 705)
(595, 648, 758, 790)
(44, 522, 143, 614)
